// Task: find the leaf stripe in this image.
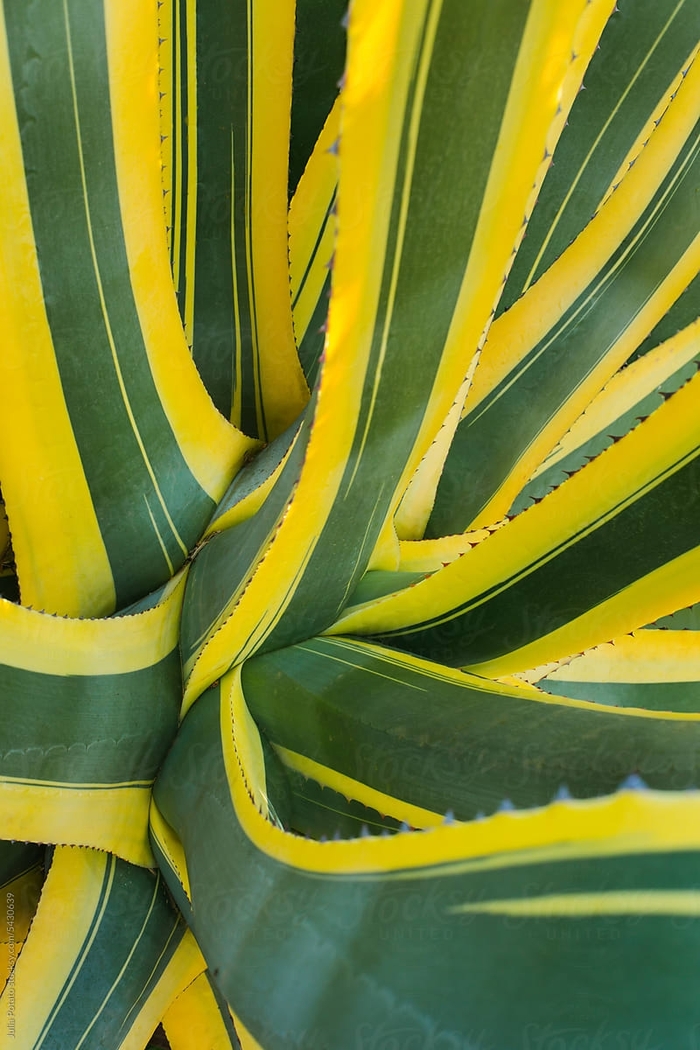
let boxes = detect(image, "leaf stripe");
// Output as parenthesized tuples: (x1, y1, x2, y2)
(291, 189, 337, 315)
(429, 107, 700, 533)
(3, 0, 220, 607)
(243, 0, 264, 437)
(15, 849, 195, 1049)
(510, 320, 700, 515)
(451, 889, 700, 917)
(170, 0, 186, 293)
(245, 637, 700, 828)
(256, 0, 527, 655)
(34, 853, 116, 1050)
(372, 447, 700, 674)
(155, 686, 700, 1044)
(181, 0, 614, 704)
(332, 369, 700, 675)
(479, 122, 700, 426)
(167, 0, 307, 433)
(500, 0, 700, 310)
(180, 409, 311, 672)
(519, 1, 692, 294)
(0, 777, 153, 791)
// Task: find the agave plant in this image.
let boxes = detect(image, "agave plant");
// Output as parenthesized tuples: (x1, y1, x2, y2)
(1, 0, 700, 1046)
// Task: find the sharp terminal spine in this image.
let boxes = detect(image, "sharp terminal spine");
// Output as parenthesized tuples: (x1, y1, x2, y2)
(619, 773, 647, 792)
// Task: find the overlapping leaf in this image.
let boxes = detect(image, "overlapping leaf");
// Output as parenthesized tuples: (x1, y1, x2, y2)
(2, 1, 700, 1047)
(500, 0, 700, 311)
(181, 0, 614, 708)
(243, 637, 700, 821)
(529, 629, 700, 712)
(162, 971, 242, 1050)
(160, 0, 308, 434)
(0, 573, 185, 864)
(288, 100, 340, 390)
(0, 0, 252, 617)
(428, 56, 700, 535)
(0, 846, 204, 1049)
(332, 369, 700, 676)
(154, 679, 700, 1047)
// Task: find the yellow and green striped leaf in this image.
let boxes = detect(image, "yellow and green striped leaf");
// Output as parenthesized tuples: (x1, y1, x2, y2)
(0, 0, 253, 618)
(631, 267, 700, 361)
(243, 636, 700, 819)
(181, 0, 614, 709)
(154, 679, 700, 1046)
(161, 0, 308, 434)
(287, 0, 346, 197)
(500, 0, 700, 312)
(331, 370, 700, 676)
(0, 573, 185, 865)
(149, 802, 194, 934)
(288, 99, 339, 389)
(0, 846, 205, 1049)
(162, 970, 242, 1050)
(180, 409, 313, 712)
(428, 55, 700, 535)
(530, 628, 700, 713)
(510, 317, 700, 515)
